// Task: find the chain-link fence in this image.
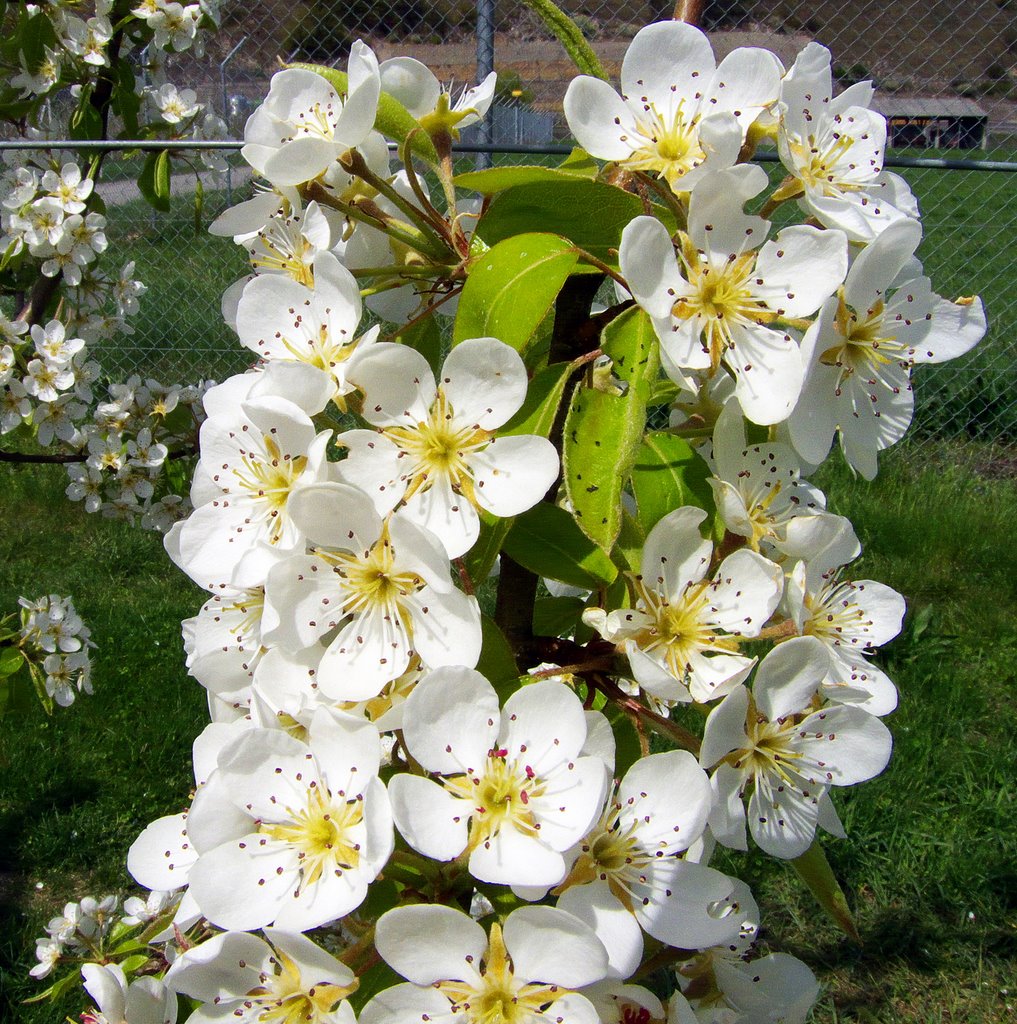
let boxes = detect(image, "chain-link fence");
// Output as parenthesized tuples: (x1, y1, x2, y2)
(5, 0, 1016, 456)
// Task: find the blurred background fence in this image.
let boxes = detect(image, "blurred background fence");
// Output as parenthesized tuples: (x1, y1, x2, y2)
(5, 0, 1016, 457)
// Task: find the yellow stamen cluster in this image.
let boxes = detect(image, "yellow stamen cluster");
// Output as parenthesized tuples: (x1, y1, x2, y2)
(246, 949, 359, 1024)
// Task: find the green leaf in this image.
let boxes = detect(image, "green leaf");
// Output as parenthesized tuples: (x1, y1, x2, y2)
(23, 969, 80, 1004)
(118, 953, 150, 974)
(631, 431, 717, 536)
(503, 503, 618, 590)
(454, 233, 579, 356)
(463, 510, 512, 586)
(0, 647, 24, 677)
(790, 838, 861, 943)
(475, 180, 661, 267)
(348, 960, 402, 1013)
(558, 147, 599, 177)
(518, 0, 608, 80)
(69, 92, 103, 141)
(289, 62, 438, 164)
(455, 157, 600, 195)
(138, 150, 171, 213)
(500, 361, 573, 439)
(533, 596, 585, 637)
(605, 704, 643, 778)
(393, 311, 444, 376)
(477, 614, 520, 700)
(193, 177, 204, 234)
(563, 308, 659, 549)
(613, 508, 645, 574)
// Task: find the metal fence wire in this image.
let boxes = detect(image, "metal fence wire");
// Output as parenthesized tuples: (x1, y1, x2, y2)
(6, 0, 1016, 455)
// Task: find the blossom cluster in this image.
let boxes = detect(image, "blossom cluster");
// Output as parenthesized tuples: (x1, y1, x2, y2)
(22, 13, 986, 1024)
(9, 593, 95, 707)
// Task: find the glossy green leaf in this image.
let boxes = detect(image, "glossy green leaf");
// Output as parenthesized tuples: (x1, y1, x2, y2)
(475, 179, 656, 267)
(290, 62, 438, 164)
(393, 310, 444, 376)
(503, 503, 618, 590)
(558, 147, 599, 177)
(348, 960, 402, 1013)
(138, 150, 171, 213)
(477, 614, 521, 700)
(791, 838, 861, 943)
(454, 233, 579, 355)
(613, 508, 645, 574)
(631, 431, 717, 536)
(500, 361, 574, 439)
(463, 510, 512, 586)
(0, 646, 24, 677)
(563, 307, 659, 549)
(533, 596, 585, 637)
(456, 157, 600, 195)
(605, 704, 643, 778)
(24, 968, 80, 1004)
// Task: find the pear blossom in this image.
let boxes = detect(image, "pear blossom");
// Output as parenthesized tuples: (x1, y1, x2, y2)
(242, 55, 382, 188)
(586, 507, 783, 703)
(81, 962, 177, 1024)
(262, 482, 482, 696)
(388, 669, 608, 887)
(700, 637, 892, 857)
(365, 904, 609, 1024)
(564, 21, 782, 193)
(776, 42, 919, 242)
(166, 929, 359, 1024)
(184, 708, 393, 931)
(785, 554, 905, 716)
(380, 57, 497, 133)
(151, 82, 202, 124)
(338, 339, 559, 557)
(553, 750, 745, 970)
(235, 252, 377, 404)
(788, 218, 986, 477)
(168, 389, 332, 587)
(40, 164, 93, 214)
(620, 165, 848, 424)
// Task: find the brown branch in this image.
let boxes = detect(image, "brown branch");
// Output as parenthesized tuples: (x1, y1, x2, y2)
(0, 445, 197, 465)
(673, 0, 705, 25)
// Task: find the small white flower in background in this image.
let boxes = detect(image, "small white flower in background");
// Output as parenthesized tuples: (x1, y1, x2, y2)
(121, 890, 177, 927)
(365, 904, 609, 1024)
(165, 928, 359, 1024)
(338, 338, 560, 558)
(777, 42, 919, 242)
(29, 937, 62, 979)
(585, 506, 783, 704)
(1, 380, 31, 432)
(700, 636, 892, 857)
(564, 21, 782, 193)
(151, 82, 202, 124)
(81, 962, 177, 1024)
(40, 164, 93, 214)
(10, 47, 62, 98)
(388, 669, 608, 887)
(31, 320, 84, 365)
(620, 165, 847, 425)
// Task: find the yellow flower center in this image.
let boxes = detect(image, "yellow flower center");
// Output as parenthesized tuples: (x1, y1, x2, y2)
(670, 233, 776, 369)
(621, 100, 707, 191)
(384, 391, 492, 506)
(232, 434, 309, 545)
(438, 924, 567, 1024)
(247, 949, 358, 1024)
(259, 786, 364, 889)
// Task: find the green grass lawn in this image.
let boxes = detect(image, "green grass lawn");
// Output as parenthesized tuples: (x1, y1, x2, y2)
(0, 446, 1015, 1022)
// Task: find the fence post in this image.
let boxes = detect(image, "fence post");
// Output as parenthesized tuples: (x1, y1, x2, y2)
(475, 0, 495, 169)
